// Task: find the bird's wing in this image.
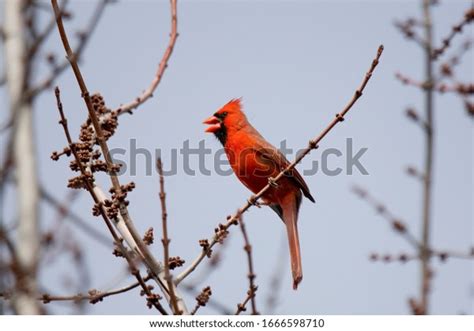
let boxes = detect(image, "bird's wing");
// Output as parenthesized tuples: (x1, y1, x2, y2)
(252, 142, 315, 203)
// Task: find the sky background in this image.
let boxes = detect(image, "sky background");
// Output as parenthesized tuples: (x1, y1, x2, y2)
(0, 0, 473, 314)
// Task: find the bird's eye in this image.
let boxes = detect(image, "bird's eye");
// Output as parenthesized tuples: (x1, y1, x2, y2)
(214, 111, 228, 120)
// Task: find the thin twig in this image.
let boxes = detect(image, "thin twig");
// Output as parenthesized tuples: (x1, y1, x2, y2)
(435, 248, 474, 261)
(438, 40, 474, 117)
(40, 186, 112, 247)
(0, 226, 29, 296)
(182, 284, 232, 315)
(394, 18, 426, 48)
(237, 215, 258, 315)
(421, 0, 434, 315)
(28, 0, 69, 59)
(27, 0, 109, 98)
(190, 303, 200, 315)
(115, 0, 178, 115)
(53, 87, 115, 239)
(440, 39, 472, 73)
(235, 291, 254, 315)
(51, 0, 186, 313)
(0, 226, 19, 265)
(180, 245, 225, 287)
(370, 248, 474, 264)
(54, 86, 167, 315)
(432, 7, 474, 60)
(396, 71, 474, 98)
(157, 158, 180, 315)
(352, 185, 421, 248)
(0, 149, 13, 190)
(190, 286, 212, 315)
(176, 45, 384, 285)
(395, 72, 425, 89)
(0, 275, 151, 304)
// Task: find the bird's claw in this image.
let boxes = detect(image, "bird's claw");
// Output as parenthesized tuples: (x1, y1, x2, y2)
(248, 196, 261, 208)
(268, 177, 278, 188)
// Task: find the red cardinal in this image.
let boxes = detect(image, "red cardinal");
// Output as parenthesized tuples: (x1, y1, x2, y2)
(203, 99, 315, 289)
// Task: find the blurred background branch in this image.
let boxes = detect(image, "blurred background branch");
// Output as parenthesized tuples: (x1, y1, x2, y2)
(354, 0, 473, 315)
(4, 0, 40, 314)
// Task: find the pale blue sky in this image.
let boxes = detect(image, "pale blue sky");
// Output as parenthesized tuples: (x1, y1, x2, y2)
(0, 0, 472, 314)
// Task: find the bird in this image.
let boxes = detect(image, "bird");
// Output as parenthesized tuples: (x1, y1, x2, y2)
(203, 98, 315, 289)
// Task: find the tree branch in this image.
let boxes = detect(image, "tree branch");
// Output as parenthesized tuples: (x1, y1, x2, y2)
(370, 248, 474, 264)
(27, 0, 69, 59)
(39, 186, 112, 247)
(53, 86, 168, 315)
(235, 290, 254, 315)
(182, 284, 231, 314)
(237, 215, 258, 315)
(420, 0, 434, 315)
(432, 7, 474, 60)
(190, 286, 212, 315)
(352, 185, 421, 249)
(27, 0, 109, 99)
(1, 275, 151, 304)
(175, 44, 384, 285)
(5, 0, 41, 314)
(51, 0, 187, 313)
(115, 0, 178, 115)
(156, 158, 181, 314)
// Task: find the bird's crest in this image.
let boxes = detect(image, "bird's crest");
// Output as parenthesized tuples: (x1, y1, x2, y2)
(221, 97, 243, 113)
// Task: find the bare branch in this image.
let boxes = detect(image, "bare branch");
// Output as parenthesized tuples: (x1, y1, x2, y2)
(115, 0, 178, 115)
(235, 290, 254, 315)
(53, 86, 168, 315)
(405, 165, 426, 183)
(39, 186, 112, 247)
(394, 18, 426, 47)
(51, 0, 187, 313)
(0, 275, 151, 304)
(434, 248, 474, 261)
(176, 45, 384, 285)
(156, 158, 181, 315)
(190, 286, 212, 315)
(237, 215, 258, 315)
(28, 0, 70, 59)
(395, 72, 425, 89)
(370, 248, 474, 264)
(0, 226, 19, 266)
(0, 147, 13, 191)
(420, 0, 435, 314)
(439, 39, 472, 75)
(352, 185, 420, 248)
(182, 284, 231, 314)
(432, 7, 474, 60)
(27, 0, 110, 98)
(5, 0, 41, 314)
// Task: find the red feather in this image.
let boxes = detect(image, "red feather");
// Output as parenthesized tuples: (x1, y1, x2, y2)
(204, 99, 315, 289)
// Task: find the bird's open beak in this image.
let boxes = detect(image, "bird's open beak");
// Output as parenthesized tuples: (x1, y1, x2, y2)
(203, 115, 221, 133)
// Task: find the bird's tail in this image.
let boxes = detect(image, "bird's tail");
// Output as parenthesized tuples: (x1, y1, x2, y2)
(282, 194, 303, 290)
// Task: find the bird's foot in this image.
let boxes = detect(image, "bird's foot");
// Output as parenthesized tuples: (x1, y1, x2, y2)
(268, 177, 278, 188)
(248, 195, 262, 208)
